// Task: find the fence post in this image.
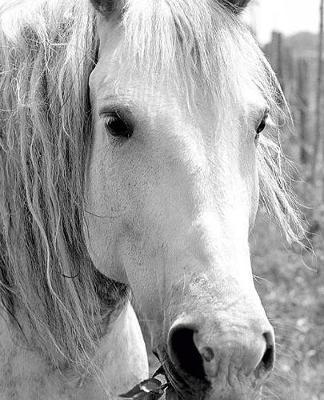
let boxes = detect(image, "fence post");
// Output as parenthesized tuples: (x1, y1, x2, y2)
(271, 31, 285, 93)
(297, 59, 309, 166)
(311, 0, 324, 188)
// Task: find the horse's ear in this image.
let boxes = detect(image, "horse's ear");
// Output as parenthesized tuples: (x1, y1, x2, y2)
(221, 0, 252, 14)
(90, 0, 121, 17)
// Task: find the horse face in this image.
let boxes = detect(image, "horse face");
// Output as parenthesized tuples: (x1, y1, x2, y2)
(84, 6, 274, 400)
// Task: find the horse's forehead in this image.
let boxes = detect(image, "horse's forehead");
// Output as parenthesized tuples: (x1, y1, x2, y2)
(91, 59, 180, 119)
(93, 15, 266, 123)
(93, 25, 185, 115)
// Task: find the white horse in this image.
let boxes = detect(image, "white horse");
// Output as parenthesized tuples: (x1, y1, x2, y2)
(0, 0, 303, 399)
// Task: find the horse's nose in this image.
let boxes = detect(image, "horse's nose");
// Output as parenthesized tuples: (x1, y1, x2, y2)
(167, 319, 275, 381)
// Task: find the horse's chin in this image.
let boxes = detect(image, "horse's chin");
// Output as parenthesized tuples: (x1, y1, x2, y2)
(165, 384, 262, 400)
(157, 348, 264, 400)
(201, 386, 264, 400)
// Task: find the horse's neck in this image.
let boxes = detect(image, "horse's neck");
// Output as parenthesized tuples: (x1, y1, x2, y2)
(0, 301, 149, 400)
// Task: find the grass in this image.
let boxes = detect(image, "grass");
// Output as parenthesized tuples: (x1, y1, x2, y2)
(251, 210, 324, 400)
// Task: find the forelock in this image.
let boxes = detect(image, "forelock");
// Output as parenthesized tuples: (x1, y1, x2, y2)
(107, 0, 269, 118)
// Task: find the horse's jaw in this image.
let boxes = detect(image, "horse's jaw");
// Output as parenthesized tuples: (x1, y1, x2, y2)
(98, 301, 149, 398)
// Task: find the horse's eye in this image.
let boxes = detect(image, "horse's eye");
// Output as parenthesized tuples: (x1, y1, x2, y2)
(103, 112, 134, 139)
(255, 108, 270, 140)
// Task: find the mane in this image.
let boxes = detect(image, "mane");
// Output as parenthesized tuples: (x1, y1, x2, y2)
(0, 0, 304, 376)
(0, 0, 128, 374)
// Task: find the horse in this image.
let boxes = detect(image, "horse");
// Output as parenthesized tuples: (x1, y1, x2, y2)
(0, 0, 304, 399)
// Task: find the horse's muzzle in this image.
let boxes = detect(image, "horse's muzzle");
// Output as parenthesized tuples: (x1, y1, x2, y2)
(165, 314, 275, 399)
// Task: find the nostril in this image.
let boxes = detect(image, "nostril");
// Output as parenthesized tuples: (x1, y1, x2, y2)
(261, 345, 274, 370)
(256, 331, 275, 376)
(168, 327, 205, 380)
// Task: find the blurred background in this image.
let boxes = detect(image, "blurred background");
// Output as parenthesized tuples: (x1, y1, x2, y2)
(244, 1, 324, 399)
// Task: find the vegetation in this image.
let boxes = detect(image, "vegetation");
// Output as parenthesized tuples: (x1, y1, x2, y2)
(254, 12, 324, 398)
(252, 211, 324, 400)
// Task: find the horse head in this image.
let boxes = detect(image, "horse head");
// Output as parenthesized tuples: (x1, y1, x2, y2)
(85, 1, 277, 398)
(0, 0, 304, 398)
